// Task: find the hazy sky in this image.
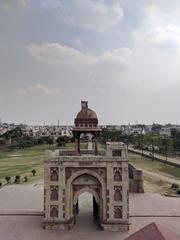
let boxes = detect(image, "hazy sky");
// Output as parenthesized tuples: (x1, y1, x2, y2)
(1, 0, 180, 125)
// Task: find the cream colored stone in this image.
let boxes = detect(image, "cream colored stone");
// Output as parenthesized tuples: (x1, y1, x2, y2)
(43, 142, 129, 231)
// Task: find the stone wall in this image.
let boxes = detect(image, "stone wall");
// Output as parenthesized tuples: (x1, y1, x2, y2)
(128, 163, 144, 193)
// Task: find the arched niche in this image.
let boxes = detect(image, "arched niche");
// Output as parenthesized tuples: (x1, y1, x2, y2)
(66, 169, 106, 221)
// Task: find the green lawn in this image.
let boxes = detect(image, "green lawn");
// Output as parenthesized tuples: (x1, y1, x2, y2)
(0, 144, 48, 184)
(0, 142, 99, 186)
(129, 153, 180, 179)
(1, 143, 179, 193)
(0, 143, 87, 185)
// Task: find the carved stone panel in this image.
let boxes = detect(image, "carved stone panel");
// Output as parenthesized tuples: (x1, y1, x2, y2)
(50, 185, 59, 201)
(114, 186, 122, 201)
(50, 205, 58, 218)
(114, 206, 122, 219)
(114, 168, 122, 182)
(50, 167, 59, 181)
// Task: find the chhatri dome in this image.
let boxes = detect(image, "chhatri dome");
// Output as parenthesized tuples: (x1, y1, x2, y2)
(72, 101, 101, 155)
(74, 101, 98, 128)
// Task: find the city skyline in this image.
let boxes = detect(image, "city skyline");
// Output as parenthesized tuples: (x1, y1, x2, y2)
(1, 0, 180, 125)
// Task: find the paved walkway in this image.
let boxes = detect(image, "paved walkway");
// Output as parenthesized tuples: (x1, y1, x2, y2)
(1, 215, 180, 240)
(129, 147, 180, 167)
(0, 184, 43, 212)
(0, 185, 180, 216)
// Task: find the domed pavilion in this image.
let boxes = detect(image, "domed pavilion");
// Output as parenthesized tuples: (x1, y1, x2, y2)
(72, 101, 101, 155)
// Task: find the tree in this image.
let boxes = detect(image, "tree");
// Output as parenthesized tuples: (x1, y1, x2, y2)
(24, 176, 28, 182)
(133, 133, 161, 160)
(31, 169, 36, 176)
(41, 136, 54, 145)
(159, 136, 173, 162)
(151, 123, 162, 134)
(14, 175, 20, 184)
(47, 138, 54, 145)
(171, 183, 179, 189)
(11, 127, 23, 139)
(171, 129, 180, 153)
(56, 136, 70, 147)
(176, 189, 180, 195)
(57, 139, 66, 147)
(19, 136, 34, 148)
(100, 128, 124, 143)
(5, 176, 11, 184)
(0, 138, 6, 145)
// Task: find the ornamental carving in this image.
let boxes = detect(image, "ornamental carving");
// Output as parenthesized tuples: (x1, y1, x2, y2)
(50, 167, 59, 181)
(65, 167, 106, 182)
(114, 206, 122, 219)
(50, 185, 59, 201)
(114, 168, 122, 182)
(114, 186, 122, 201)
(50, 205, 58, 218)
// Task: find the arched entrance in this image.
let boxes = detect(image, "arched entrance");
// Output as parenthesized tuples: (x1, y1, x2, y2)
(66, 169, 106, 227)
(73, 187, 100, 224)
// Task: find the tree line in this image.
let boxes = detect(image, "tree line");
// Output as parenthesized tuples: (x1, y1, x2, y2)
(100, 127, 180, 156)
(0, 127, 73, 149)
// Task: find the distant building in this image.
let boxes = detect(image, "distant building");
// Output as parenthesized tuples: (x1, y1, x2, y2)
(159, 127, 171, 137)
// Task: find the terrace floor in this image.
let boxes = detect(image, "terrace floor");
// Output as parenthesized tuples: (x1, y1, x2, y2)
(0, 183, 180, 240)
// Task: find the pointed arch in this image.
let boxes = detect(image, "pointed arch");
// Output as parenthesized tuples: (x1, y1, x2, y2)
(66, 169, 106, 220)
(73, 186, 100, 205)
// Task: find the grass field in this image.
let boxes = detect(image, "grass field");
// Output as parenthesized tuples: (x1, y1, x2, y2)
(0, 143, 87, 185)
(130, 153, 180, 179)
(0, 144, 179, 193)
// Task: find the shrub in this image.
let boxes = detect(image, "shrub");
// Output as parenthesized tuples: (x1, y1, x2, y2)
(31, 169, 36, 176)
(171, 183, 179, 189)
(24, 176, 28, 182)
(56, 136, 70, 147)
(14, 175, 20, 184)
(176, 189, 180, 195)
(57, 141, 66, 147)
(47, 138, 54, 145)
(5, 176, 11, 184)
(41, 136, 53, 145)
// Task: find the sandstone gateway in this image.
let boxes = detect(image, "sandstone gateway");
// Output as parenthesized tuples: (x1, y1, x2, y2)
(43, 101, 129, 231)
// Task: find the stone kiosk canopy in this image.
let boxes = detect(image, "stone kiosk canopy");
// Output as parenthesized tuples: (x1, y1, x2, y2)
(72, 101, 101, 155)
